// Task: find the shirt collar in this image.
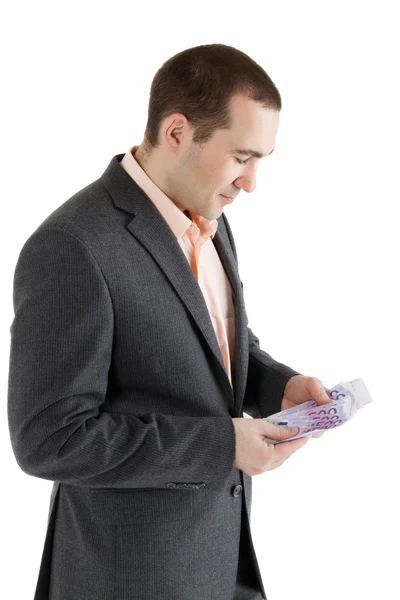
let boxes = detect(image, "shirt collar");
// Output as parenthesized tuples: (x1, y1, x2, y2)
(120, 145, 218, 241)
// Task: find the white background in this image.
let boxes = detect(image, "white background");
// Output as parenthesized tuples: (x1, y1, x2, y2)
(2, 2, 399, 599)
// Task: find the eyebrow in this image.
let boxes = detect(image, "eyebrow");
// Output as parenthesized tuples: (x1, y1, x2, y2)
(232, 147, 275, 158)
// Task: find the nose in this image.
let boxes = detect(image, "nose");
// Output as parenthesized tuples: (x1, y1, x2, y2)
(234, 165, 257, 193)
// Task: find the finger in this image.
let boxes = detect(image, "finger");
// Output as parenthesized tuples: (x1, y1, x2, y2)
(263, 423, 299, 442)
(310, 378, 334, 405)
(272, 434, 310, 459)
(270, 459, 286, 471)
(322, 385, 334, 402)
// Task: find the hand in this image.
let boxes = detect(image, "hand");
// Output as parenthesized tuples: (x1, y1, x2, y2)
(232, 418, 311, 476)
(281, 375, 334, 439)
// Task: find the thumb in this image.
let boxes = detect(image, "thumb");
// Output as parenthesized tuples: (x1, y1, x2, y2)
(263, 421, 299, 441)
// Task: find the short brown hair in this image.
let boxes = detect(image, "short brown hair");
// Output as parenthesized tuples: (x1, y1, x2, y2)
(141, 43, 281, 155)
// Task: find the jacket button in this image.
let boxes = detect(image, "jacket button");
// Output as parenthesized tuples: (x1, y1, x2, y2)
(195, 483, 206, 489)
(186, 484, 196, 489)
(166, 483, 177, 488)
(176, 483, 187, 489)
(232, 484, 242, 497)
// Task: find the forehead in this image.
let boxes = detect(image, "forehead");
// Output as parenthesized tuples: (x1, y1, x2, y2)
(222, 94, 280, 152)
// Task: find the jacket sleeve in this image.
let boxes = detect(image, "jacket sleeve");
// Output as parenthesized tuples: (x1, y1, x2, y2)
(221, 214, 302, 419)
(7, 226, 236, 489)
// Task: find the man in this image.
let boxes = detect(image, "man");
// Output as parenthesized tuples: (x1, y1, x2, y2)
(7, 44, 330, 600)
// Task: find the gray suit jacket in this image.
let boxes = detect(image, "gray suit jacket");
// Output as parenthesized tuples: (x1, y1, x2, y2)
(7, 153, 301, 600)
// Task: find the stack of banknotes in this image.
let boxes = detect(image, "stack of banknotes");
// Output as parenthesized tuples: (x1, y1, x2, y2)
(263, 377, 372, 444)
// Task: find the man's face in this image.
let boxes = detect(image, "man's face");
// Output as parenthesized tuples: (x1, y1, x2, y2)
(164, 94, 280, 220)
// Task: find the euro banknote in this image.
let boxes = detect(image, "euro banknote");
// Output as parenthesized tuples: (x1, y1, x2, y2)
(262, 377, 372, 444)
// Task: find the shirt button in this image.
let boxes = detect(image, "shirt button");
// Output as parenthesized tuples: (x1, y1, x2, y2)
(231, 484, 242, 497)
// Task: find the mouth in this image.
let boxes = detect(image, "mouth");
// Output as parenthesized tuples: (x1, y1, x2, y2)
(220, 194, 234, 203)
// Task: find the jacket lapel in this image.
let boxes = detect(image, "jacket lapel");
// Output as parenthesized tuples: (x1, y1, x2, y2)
(101, 154, 248, 415)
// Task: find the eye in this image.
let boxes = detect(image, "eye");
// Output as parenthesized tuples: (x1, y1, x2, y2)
(234, 157, 249, 165)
